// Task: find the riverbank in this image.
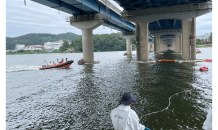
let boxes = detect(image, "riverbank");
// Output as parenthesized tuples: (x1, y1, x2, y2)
(196, 44, 212, 48)
(6, 50, 75, 55)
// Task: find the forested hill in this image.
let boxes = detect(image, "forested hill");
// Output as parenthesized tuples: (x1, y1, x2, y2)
(6, 32, 81, 50)
(70, 33, 136, 52)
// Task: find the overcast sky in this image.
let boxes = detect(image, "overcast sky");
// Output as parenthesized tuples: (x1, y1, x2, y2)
(6, 0, 212, 37)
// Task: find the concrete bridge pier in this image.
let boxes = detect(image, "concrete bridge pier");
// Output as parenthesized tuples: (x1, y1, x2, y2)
(154, 36, 160, 54)
(136, 23, 149, 61)
(160, 40, 167, 52)
(70, 20, 104, 63)
(160, 36, 175, 52)
(171, 40, 175, 51)
(175, 35, 182, 53)
(182, 18, 196, 60)
(121, 34, 135, 56)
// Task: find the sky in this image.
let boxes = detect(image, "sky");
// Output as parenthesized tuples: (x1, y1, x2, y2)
(6, 0, 212, 37)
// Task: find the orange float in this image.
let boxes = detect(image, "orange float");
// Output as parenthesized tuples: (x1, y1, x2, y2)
(200, 67, 208, 71)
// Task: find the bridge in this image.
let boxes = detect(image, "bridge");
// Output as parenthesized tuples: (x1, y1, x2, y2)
(31, 0, 154, 62)
(30, 0, 212, 62)
(115, 0, 212, 61)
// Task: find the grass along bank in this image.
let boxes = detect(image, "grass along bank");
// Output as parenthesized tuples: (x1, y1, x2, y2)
(196, 44, 212, 48)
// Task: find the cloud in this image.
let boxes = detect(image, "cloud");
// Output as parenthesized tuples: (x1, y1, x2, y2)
(6, 0, 212, 37)
(196, 12, 212, 36)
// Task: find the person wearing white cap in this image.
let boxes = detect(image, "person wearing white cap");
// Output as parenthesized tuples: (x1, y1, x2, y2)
(110, 92, 150, 130)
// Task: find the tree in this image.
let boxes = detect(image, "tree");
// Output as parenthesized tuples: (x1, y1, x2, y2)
(209, 32, 212, 41)
(132, 44, 136, 50)
(59, 40, 69, 52)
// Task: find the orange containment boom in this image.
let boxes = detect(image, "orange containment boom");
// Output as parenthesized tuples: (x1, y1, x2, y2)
(158, 59, 167, 62)
(166, 60, 175, 62)
(158, 59, 175, 62)
(203, 59, 212, 62)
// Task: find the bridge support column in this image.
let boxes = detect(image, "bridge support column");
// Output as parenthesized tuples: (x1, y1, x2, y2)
(148, 43, 151, 52)
(154, 36, 160, 54)
(160, 40, 166, 52)
(154, 39, 156, 54)
(70, 20, 104, 63)
(191, 18, 196, 60)
(126, 38, 133, 55)
(175, 35, 182, 53)
(172, 40, 175, 51)
(136, 23, 149, 61)
(180, 35, 183, 53)
(121, 34, 135, 56)
(182, 18, 196, 60)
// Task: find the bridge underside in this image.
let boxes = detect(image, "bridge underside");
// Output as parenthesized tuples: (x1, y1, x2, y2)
(114, 0, 212, 61)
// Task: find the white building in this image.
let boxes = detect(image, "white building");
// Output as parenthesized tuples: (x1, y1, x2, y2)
(44, 40, 63, 50)
(15, 44, 25, 51)
(23, 45, 44, 51)
(196, 33, 210, 40)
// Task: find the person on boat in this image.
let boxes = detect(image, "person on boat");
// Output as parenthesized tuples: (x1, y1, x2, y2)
(60, 58, 64, 63)
(66, 58, 68, 62)
(110, 92, 150, 130)
(53, 61, 56, 65)
(202, 89, 213, 130)
(57, 59, 59, 64)
(49, 61, 52, 66)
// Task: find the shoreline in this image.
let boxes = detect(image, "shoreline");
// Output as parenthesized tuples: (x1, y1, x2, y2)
(6, 46, 212, 55)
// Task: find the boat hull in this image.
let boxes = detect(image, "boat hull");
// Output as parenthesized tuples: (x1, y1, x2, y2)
(39, 60, 74, 70)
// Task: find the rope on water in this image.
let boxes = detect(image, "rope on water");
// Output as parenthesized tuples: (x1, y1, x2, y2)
(141, 88, 194, 119)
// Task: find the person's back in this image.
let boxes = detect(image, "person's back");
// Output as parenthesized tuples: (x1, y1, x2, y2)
(60, 58, 64, 63)
(110, 93, 149, 130)
(111, 105, 145, 130)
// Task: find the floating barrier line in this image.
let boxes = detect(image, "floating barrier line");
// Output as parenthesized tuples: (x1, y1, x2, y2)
(141, 89, 193, 119)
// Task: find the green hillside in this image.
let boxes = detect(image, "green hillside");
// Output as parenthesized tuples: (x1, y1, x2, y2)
(6, 32, 81, 50)
(68, 33, 136, 52)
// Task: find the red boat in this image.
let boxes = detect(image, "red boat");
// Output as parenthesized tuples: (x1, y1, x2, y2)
(39, 60, 74, 70)
(200, 67, 208, 71)
(196, 49, 201, 53)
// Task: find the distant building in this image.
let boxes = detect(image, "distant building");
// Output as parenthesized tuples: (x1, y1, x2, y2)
(15, 44, 25, 51)
(196, 33, 210, 40)
(44, 40, 63, 50)
(23, 45, 44, 51)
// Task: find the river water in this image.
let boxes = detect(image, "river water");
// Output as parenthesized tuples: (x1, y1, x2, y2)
(6, 48, 212, 130)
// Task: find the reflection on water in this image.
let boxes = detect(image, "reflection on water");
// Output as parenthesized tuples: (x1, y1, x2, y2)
(6, 49, 212, 129)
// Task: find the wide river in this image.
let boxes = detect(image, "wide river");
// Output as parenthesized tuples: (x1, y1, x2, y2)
(6, 48, 212, 130)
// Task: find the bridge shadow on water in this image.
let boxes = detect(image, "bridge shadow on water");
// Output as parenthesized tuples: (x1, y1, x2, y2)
(132, 50, 209, 130)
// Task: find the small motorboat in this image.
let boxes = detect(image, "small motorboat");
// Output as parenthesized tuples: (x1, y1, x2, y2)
(196, 49, 201, 53)
(200, 67, 208, 71)
(39, 60, 74, 70)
